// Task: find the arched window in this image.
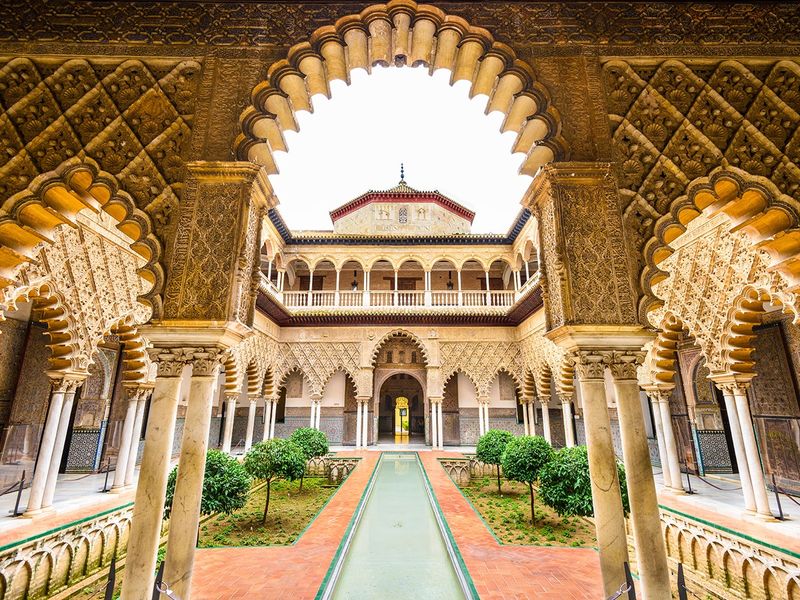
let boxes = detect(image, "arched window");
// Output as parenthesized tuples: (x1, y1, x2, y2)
(398, 207, 408, 223)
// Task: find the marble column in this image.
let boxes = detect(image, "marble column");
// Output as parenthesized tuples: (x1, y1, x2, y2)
(121, 350, 188, 599)
(309, 400, 316, 428)
(270, 400, 278, 439)
(561, 396, 575, 447)
(244, 395, 257, 451)
(527, 401, 536, 435)
(574, 352, 628, 596)
(355, 399, 363, 449)
(221, 393, 237, 453)
(262, 398, 273, 441)
(732, 382, 772, 517)
(361, 400, 369, 446)
(540, 397, 552, 444)
(314, 397, 322, 430)
(522, 399, 530, 435)
(111, 387, 142, 492)
(715, 382, 756, 512)
(41, 379, 83, 510)
(647, 390, 673, 489)
(124, 391, 149, 487)
(430, 399, 439, 448)
(652, 389, 684, 493)
(164, 350, 221, 600)
(608, 352, 670, 599)
(437, 401, 444, 450)
(24, 378, 70, 515)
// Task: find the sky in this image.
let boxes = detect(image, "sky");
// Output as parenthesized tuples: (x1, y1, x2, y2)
(269, 66, 533, 234)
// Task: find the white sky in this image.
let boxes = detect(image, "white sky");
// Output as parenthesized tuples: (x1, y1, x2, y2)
(269, 66, 533, 234)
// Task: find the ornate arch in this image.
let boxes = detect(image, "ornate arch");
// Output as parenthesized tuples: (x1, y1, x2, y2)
(234, 0, 566, 177)
(640, 168, 800, 321)
(370, 329, 430, 365)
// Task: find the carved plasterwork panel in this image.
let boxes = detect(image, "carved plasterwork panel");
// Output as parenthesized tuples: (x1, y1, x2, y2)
(272, 342, 361, 397)
(8, 219, 151, 373)
(749, 324, 800, 418)
(440, 341, 523, 397)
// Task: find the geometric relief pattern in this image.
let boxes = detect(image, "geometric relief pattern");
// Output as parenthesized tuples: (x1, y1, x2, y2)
(440, 341, 523, 397)
(603, 59, 800, 290)
(0, 57, 201, 248)
(273, 341, 361, 397)
(749, 324, 800, 418)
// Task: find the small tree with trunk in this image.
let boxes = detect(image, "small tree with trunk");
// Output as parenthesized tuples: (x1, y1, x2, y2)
(538, 445, 630, 517)
(163, 449, 250, 519)
(290, 427, 329, 491)
(243, 439, 306, 524)
(476, 429, 514, 494)
(501, 435, 554, 524)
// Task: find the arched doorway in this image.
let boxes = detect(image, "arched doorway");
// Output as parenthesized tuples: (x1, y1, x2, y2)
(378, 373, 424, 444)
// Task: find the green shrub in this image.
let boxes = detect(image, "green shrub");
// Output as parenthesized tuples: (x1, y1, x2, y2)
(501, 435, 554, 523)
(476, 429, 514, 494)
(290, 427, 329, 491)
(538, 445, 630, 517)
(244, 439, 306, 523)
(164, 449, 250, 519)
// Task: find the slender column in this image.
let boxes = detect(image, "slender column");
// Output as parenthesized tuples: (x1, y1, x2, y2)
(24, 379, 69, 515)
(315, 398, 322, 430)
(261, 398, 273, 442)
(163, 349, 222, 599)
(525, 261, 530, 280)
(393, 270, 399, 305)
(649, 388, 683, 492)
(307, 268, 314, 305)
(221, 393, 237, 453)
(111, 388, 142, 491)
(121, 350, 188, 599)
(457, 270, 463, 306)
(244, 395, 257, 451)
(514, 270, 520, 291)
(361, 400, 369, 446)
(731, 383, 772, 517)
(522, 399, 530, 435)
(430, 400, 439, 448)
(484, 271, 491, 306)
(355, 399, 363, 449)
(309, 400, 316, 427)
(270, 400, 278, 439)
(646, 391, 673, 489)
(715, 382, 756, 512)
(437, 401, 444, 450)
(266, 259, 272, 283)
(527, 401, 536, 434)
(608, 352, 670, 599)
(573, 351, 628, 596)
(477, 400, 485, 436)
(561, 396, 575, 447)
(363, 271, 370, 306)
(41, 380, 82, 509)
(424, 271, 432, 306)
(335, 269, 341, 306)
(124, 392, 149, 487)
(540, 397, 552, 444)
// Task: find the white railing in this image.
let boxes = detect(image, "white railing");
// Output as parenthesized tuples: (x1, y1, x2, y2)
(274, 287, 531, 312)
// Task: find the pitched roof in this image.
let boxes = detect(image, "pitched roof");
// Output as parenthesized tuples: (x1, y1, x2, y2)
(329, 179, 476, 224)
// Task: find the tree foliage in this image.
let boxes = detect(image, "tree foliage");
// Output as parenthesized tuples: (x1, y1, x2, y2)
(164, 449, 250, 519)
(243, 439, 307, 523)
(476, 429, 514, 494)
(290, 427, 329, 491)
(501, 435, 554, 522)
(538, 445, 630, 517)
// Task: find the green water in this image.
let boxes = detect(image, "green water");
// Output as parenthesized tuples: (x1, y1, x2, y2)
(332, 453, 465, 600)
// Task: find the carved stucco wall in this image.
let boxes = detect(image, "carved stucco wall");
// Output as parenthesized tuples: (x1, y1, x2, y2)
(0, 317, 27, 426)
(332, 201, 471, 235)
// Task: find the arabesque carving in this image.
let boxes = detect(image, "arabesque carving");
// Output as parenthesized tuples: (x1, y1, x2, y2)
(440, 341, 523, 397)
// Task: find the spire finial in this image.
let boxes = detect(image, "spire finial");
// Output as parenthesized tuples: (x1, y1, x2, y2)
(400, 162, 405, 183)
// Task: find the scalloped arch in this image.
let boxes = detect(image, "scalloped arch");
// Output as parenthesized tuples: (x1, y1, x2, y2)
(234, 0, 566, 177)
(0, 157, 163, 314)
(370, 329, 430, 365)
(640, 167, 800, 323)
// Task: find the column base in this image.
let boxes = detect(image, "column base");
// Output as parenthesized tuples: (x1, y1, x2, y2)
(662, 486, 687, 496)
(22, 506, 56, 519)
(108, 485, 130, 494)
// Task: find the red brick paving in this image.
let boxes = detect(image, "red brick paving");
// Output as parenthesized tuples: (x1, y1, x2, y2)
(191, 451, 378, 599)
(419, 451, 604, 600)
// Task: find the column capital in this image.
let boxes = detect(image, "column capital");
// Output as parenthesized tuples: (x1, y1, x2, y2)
(558, 393, 574, 404)
(310, 393, 323, 401)
(147, 347, 194, 378)
(520, 395, 534, 405)
(712, 377, 751, 395)
(188, 347, 226, 377)
(123, 385, 147, 402)
(47, 372, 86, 394)
(571, 351, 606, 381)
(604, 350, 645, 382)
(355, 395, 371, 405)
(642, 386, 673, 404)
(428, 396, 444, 405)
(477, 395, 490, 405)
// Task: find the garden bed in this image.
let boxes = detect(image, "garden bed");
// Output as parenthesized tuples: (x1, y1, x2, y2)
(458, 476, 596, 548)
(198, 476, 340, 547)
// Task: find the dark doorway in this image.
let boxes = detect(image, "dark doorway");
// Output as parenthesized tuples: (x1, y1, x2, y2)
(378, 373, 424, 443)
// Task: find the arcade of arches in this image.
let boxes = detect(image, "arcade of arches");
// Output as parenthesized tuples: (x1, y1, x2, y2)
(1, 1, 800, 599)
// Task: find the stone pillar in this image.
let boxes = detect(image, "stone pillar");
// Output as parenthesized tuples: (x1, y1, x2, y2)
(314, 396, 322, 430)
(646, 390, 673, 489)
(270, 399, 278, 439)
(650, 388, 684, 493)
(221, 393, 237, 453)
(124, 390, 150, 487)
(121, 350, 189, 600)
(527, 401, 536, 434)
(262, 398, 273, 441)
(362, 400, 369, 446)
(608, 352, 670, 600)
(540, 397, 552, 444)
(437, 400, 444, 450)
(561, 396, 575, 447)
(41, 379, 83, 510)
(715, 382, 756, 512)
(309, 399, 316, 428)
(477, 399, 485, 437)
(522, 399, 530, 435)
(244, 395, 257, 451)
(164, 349, 222, 600)
(355, 398, 363, 449)
(731, 382, 772, 517)
(573, 352, 628, 596)
(111, 387, 142, 491)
